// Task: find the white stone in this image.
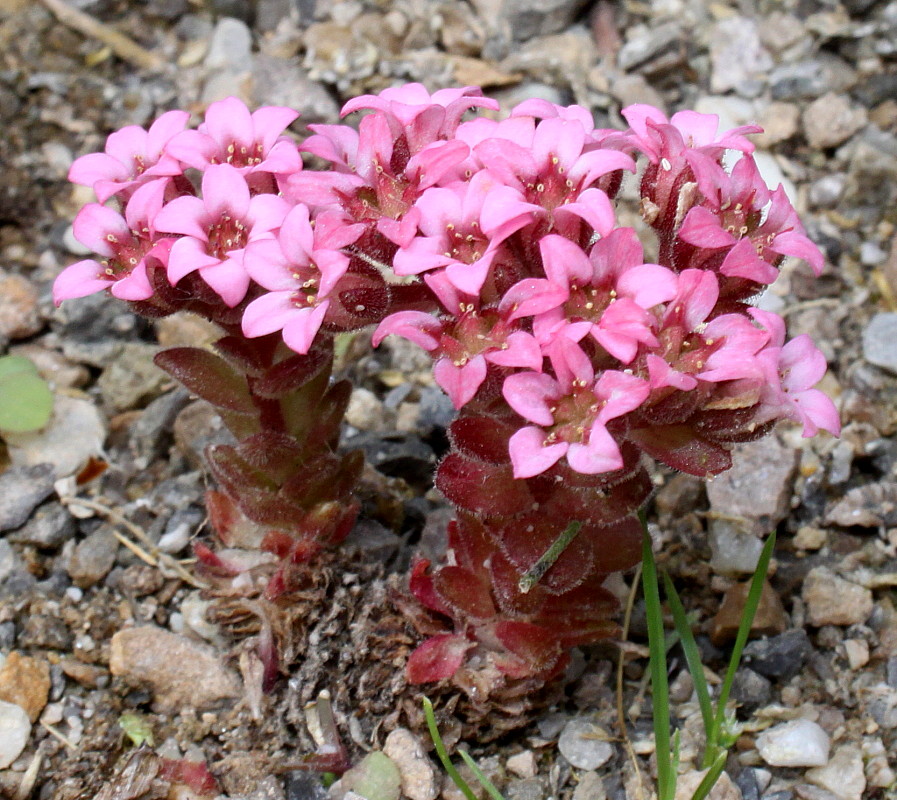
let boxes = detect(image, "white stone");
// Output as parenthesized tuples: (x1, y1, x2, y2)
(383, 728, 438, 800)
(0, 700, 31, 768)
(806, 745, 866, 800)
(506, 750, 537, 779)
(558, 719, 614, 770)
(842, 639, 870, 670)
(756, 719, 830, 767)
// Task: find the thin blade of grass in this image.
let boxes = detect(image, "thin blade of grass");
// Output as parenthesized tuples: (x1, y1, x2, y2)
(423, 697, 478, 800)
(641, 516, 674, 800)
(458, 750, 505, 800)
(663, 573, 714, 748)
(689, 751, 727, 800)
(712, 531, 777, 743)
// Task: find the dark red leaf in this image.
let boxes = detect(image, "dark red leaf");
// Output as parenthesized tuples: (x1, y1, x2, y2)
(436, 453, 532, 518)
(406, 634, 473, 684)
(433, 566, 496, 619)
(154, 347, 255, 413)
(628, 425, 732, 476)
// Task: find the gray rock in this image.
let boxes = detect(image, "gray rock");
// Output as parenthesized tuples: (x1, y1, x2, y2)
(802, 93, 867, 148)
(8, 502, 75, 549)
(418, 386, 456, 432)
(617, 22, 682, 71)
(706, 435, 799, 536)
(129, 388, 191, 465)
(571, 771, 606, 800)
(557, 718, 614, 770)
(730, 668, 772, 714)
(98, 342, 168, 412)
(67, 527, 118, 588)
(743, 630, 813, 680)
(0, 464, 55, 531)
(756, 719, 830, 767)
(770, 56, 857, 100)
(803, 567, 873, 627)
(109, 626, 241, 711)
(709, 17, 772, 97)
(709, 527, 765, 576)
(0, 699, 30, 768)
(808, 174, 846, 208)
(498, 0, 590, 41)
(383, 728, 439, 800)
(505, 778, 548, 800)
(735, 768, 761, 800)
(205, 17, 254, 70)
(251, 56, 339, 124)
(0, 540, 23, 585)
(806, 745, 866, 800)
(54, 293, 137, 369)
(863, 313, 897, 374)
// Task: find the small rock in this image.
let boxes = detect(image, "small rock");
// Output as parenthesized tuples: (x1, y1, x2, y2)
(711, 579, 788, 646)
(557, 718, 614, 770)
(0, 463, 55, 532)
(709, 17, 772, 97)
(0, 700, 30, 769)
(7, 502, 75, 549)
(793, 526, 827, 551)
(383, 728, 438, 800)
(0, 271, 42, 340)
(803, 568, 873, 627)
(743, 629, 813, 680)
(498, 0, 590, 40)
(842, 638, 869, 670)
(674, 769, 741, 799)
(755, 102, 800, 147)
(129, 388, 191, 464)
(506, 750, 537, 779)
(709, 528, 765, 576)
(770, 56, 857, 101)
(863, 312, 897, 375)
(250, 56, 339, 124)
(505, 778, 547, 800)
(109, 626, 241, 711)
(863, 737, 896, 788)
(59, 659, 108, 689)
(756, 719, 830, 767)
(808, 174, 846, 208)
(67, 527, 118, 588)
(9, 344, 89, 390)
(173, 400, 237, 469)
(571, 771, 606, 800)
(806, 745, 865, 800)
(5, 395, 107, 479)
(802, 93, 867, 148)
(793, 786, 842, 800)
(0, 652, 50, 722)
(729, 668, 772, 715)
(205, 16, 253, 69)
(706, 435, 799, 535)
(98, 342, 168, 412)
(617, 21, 681, 71)
(346, 387, 388, 432)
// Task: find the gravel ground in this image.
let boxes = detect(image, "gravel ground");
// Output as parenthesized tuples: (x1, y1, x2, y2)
(1, 0, 897, 798)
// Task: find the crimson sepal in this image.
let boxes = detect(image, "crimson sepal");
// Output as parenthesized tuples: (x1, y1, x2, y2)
(628, 425, 732, 476)
(406, 633, 474, 684)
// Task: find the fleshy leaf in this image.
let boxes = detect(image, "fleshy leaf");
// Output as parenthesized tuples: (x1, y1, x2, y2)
(154, 347, 256, 414)
(406, 634, 473, 683)
(0, 355, 53, 433)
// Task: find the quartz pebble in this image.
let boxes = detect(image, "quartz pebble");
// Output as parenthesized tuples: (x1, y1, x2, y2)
(803, 568, 873, 627)
(383, 728, 438, 800)
(863, 312, 897, 375)
(756, 719, 830, 767)
(806, 745, 866, 800)
(557, 719, 614, 770)
(0, 700, 31, 769)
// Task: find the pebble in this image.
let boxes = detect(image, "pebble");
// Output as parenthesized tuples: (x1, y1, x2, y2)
(338, 751, 402, 800)
(109, 626, 241, 711)
(505, 778, 547, 800)
(346, 387, 388, 432)
(805, 745, 865, 800)
(129, 388, 191, 465)
(506, 750, 537, 779)
(674, 769, 740, 799)
(802, 93, 867, 148)
(770, 55, 857, 101)
(571, 771, 606, 800)
(743, 629, 813, 680)
(5, 395, 107, 479)
(205, 16, 253, 69)
(710, 579, 788, 646)
(862, 312, 897, 375)
(0, 463, 55, 532)
(498, 0, 588, 40)
(173, 400, 236, 470)
(756, 719, 830, 767)
(808, 174, 846, 208)
(802, 567, 873, 627)
(0, 700, 31, 769)
(0, 652, 50, 722)
(8, 502, 75, 549)
(709, 528, 765, 576)
(755, 101, 800, 147)
(706, 436, 799, 535)
(251, 56, 339, 124)
(617, 21, 681, 71)
(0, 271, 42, 341)
(729, 668, 772, 714)
(383, 728, 438, 800)
(98, 342, 168, 412)
(709, 17, 772, 97)
(9, 344, 89, 390)
(862, 737, 896, 788)
(841, 638, 869, 670)
(66, 527, 118, 588)
(557, 718, 614, 770)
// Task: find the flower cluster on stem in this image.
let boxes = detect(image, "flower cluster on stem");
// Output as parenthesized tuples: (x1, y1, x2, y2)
(57, 87, 838, 695)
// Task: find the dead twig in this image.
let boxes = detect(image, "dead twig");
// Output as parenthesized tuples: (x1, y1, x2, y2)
(38, 0, 166, 72)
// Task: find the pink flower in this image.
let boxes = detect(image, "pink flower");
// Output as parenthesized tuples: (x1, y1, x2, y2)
(68, 110, 189, 203)
(503, 339, 650, 478)
(751, 309, 840, 437)
(153, 164, 289, 306)
(53, 178, 171, 304)
(165, 97, 301, 176)
(241, 206, 364, 353)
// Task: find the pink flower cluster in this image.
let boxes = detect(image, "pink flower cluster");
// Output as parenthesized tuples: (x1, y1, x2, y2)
(58, 87, 839, 483)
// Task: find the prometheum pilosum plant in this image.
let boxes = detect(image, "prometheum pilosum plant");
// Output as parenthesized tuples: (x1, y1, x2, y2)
(56, 87, 839, 700)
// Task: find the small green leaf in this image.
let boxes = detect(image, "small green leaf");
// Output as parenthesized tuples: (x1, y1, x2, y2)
(118, 713, 154, 747)
(0, 355, 53, 433)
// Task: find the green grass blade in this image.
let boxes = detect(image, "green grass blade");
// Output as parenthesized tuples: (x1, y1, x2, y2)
(641, 518, 675, 800)
(712, 531, 777, 744)
(689, 751, 727, 800)
(423, 697, 479, 800)
(458, 750, 505, 800)
(663, 573, 714, 749)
